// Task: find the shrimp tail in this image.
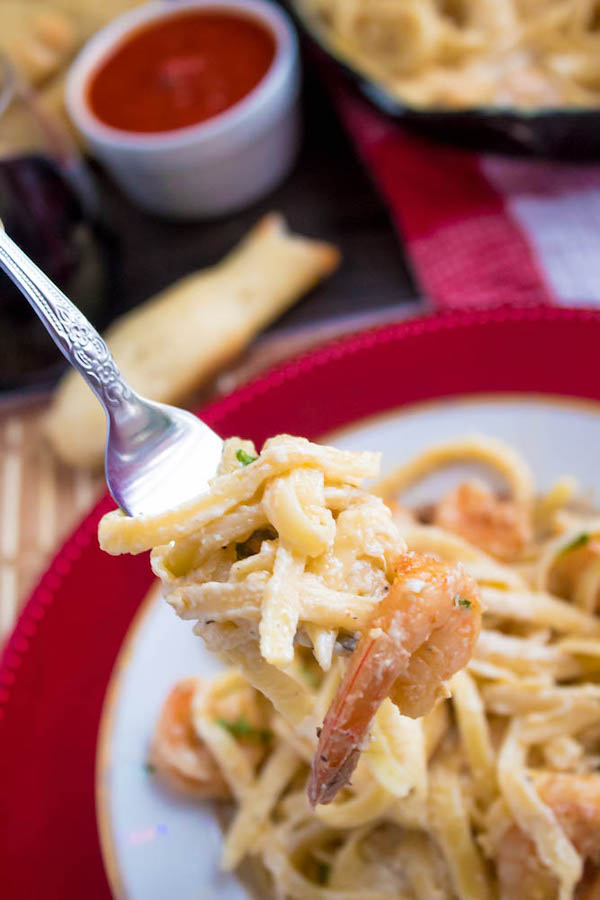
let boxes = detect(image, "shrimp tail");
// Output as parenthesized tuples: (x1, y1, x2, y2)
(308, 746, 362, 807)
(308, 636, 403, 806)
(308, 552, 481, 807)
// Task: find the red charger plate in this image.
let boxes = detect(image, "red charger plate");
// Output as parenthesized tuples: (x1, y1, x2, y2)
(1, 306, 600, 898)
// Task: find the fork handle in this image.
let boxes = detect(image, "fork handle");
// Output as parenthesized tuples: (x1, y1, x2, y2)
(0, 228, 134, 415)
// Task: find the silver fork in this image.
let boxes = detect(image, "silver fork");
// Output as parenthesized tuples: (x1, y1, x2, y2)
(0, 228, 223, 516)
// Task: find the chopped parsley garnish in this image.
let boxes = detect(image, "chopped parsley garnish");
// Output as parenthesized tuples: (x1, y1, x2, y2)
(144, 762, 156, 775)
(454, 594, 472, 609)
(217, 715, 273, 744)
(236, 448, 258, 466)
(560, 533, 590, 555)
(316, 862, 331, 885)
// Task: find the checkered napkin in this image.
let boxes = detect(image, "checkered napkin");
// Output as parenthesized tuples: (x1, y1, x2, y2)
(335, 88, 600, 309)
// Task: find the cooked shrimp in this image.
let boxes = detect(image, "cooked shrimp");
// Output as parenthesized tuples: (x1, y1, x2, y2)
(150, 678, 230, 799)
(434, 479, 532, 562)
(150, 676, 270, 800)
(496, 773, 600, 900)
(308, 552, 481, 806)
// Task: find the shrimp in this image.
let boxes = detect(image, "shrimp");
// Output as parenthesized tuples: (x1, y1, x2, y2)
(150, 678, 230, 799)
(150, 676, 270, 800)
(434, 479, 532, 562)
(308, 551, 481, 806)
(495, 773, 600, 900)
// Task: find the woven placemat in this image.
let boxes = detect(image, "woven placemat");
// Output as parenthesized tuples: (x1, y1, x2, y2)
(0, 395, 104, 640)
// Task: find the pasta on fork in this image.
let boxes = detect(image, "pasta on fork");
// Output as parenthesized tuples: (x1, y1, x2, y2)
(99, 433, 481, 798)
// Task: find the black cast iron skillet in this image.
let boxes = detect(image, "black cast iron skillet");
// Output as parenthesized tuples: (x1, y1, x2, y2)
(283, 0, 600, 160)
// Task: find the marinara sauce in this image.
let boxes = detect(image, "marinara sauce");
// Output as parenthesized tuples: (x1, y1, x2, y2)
(88, 11, 276, 133)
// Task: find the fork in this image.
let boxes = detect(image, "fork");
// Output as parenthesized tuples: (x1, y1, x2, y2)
(0, 228, 223, 517)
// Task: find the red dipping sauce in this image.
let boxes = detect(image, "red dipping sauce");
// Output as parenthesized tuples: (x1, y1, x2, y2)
(88, 10, 276, 133)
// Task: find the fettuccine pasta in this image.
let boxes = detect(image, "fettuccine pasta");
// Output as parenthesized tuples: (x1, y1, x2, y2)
(143, 435, 600, 899)
(296, 0, 600, 108)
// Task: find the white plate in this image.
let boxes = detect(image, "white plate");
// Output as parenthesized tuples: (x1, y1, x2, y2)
(97, 394, 600, 900)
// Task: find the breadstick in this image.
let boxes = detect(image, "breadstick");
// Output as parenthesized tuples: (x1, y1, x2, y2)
(44, 214, 340, 469)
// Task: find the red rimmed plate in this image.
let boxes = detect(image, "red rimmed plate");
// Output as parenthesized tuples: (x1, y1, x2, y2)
(2, 306, 600, 899)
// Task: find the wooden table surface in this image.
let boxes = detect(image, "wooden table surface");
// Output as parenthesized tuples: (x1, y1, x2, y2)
(0, 66, 420, 641)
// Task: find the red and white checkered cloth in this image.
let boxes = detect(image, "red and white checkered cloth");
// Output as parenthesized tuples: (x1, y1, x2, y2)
(335, 89, 600, 309)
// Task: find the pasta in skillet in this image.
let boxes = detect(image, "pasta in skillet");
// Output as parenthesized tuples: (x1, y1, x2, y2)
(295, 0, 600, 108)
(147, 436, 600, 899)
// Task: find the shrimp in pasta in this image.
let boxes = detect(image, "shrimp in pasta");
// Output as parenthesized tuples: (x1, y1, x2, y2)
(434, 479, 532, 562)
(150, 676, 271, 800)
(495, 774, 600, 900)
(143, 434, 600, 899)
(150, 679, 231, 799)
(308, 551, 481, 806)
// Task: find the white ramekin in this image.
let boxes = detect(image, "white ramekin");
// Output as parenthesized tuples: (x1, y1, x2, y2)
(66, 0, 300, 218)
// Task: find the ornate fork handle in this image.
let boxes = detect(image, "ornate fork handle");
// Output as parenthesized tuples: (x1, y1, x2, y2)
(0, 228, 133, 410)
